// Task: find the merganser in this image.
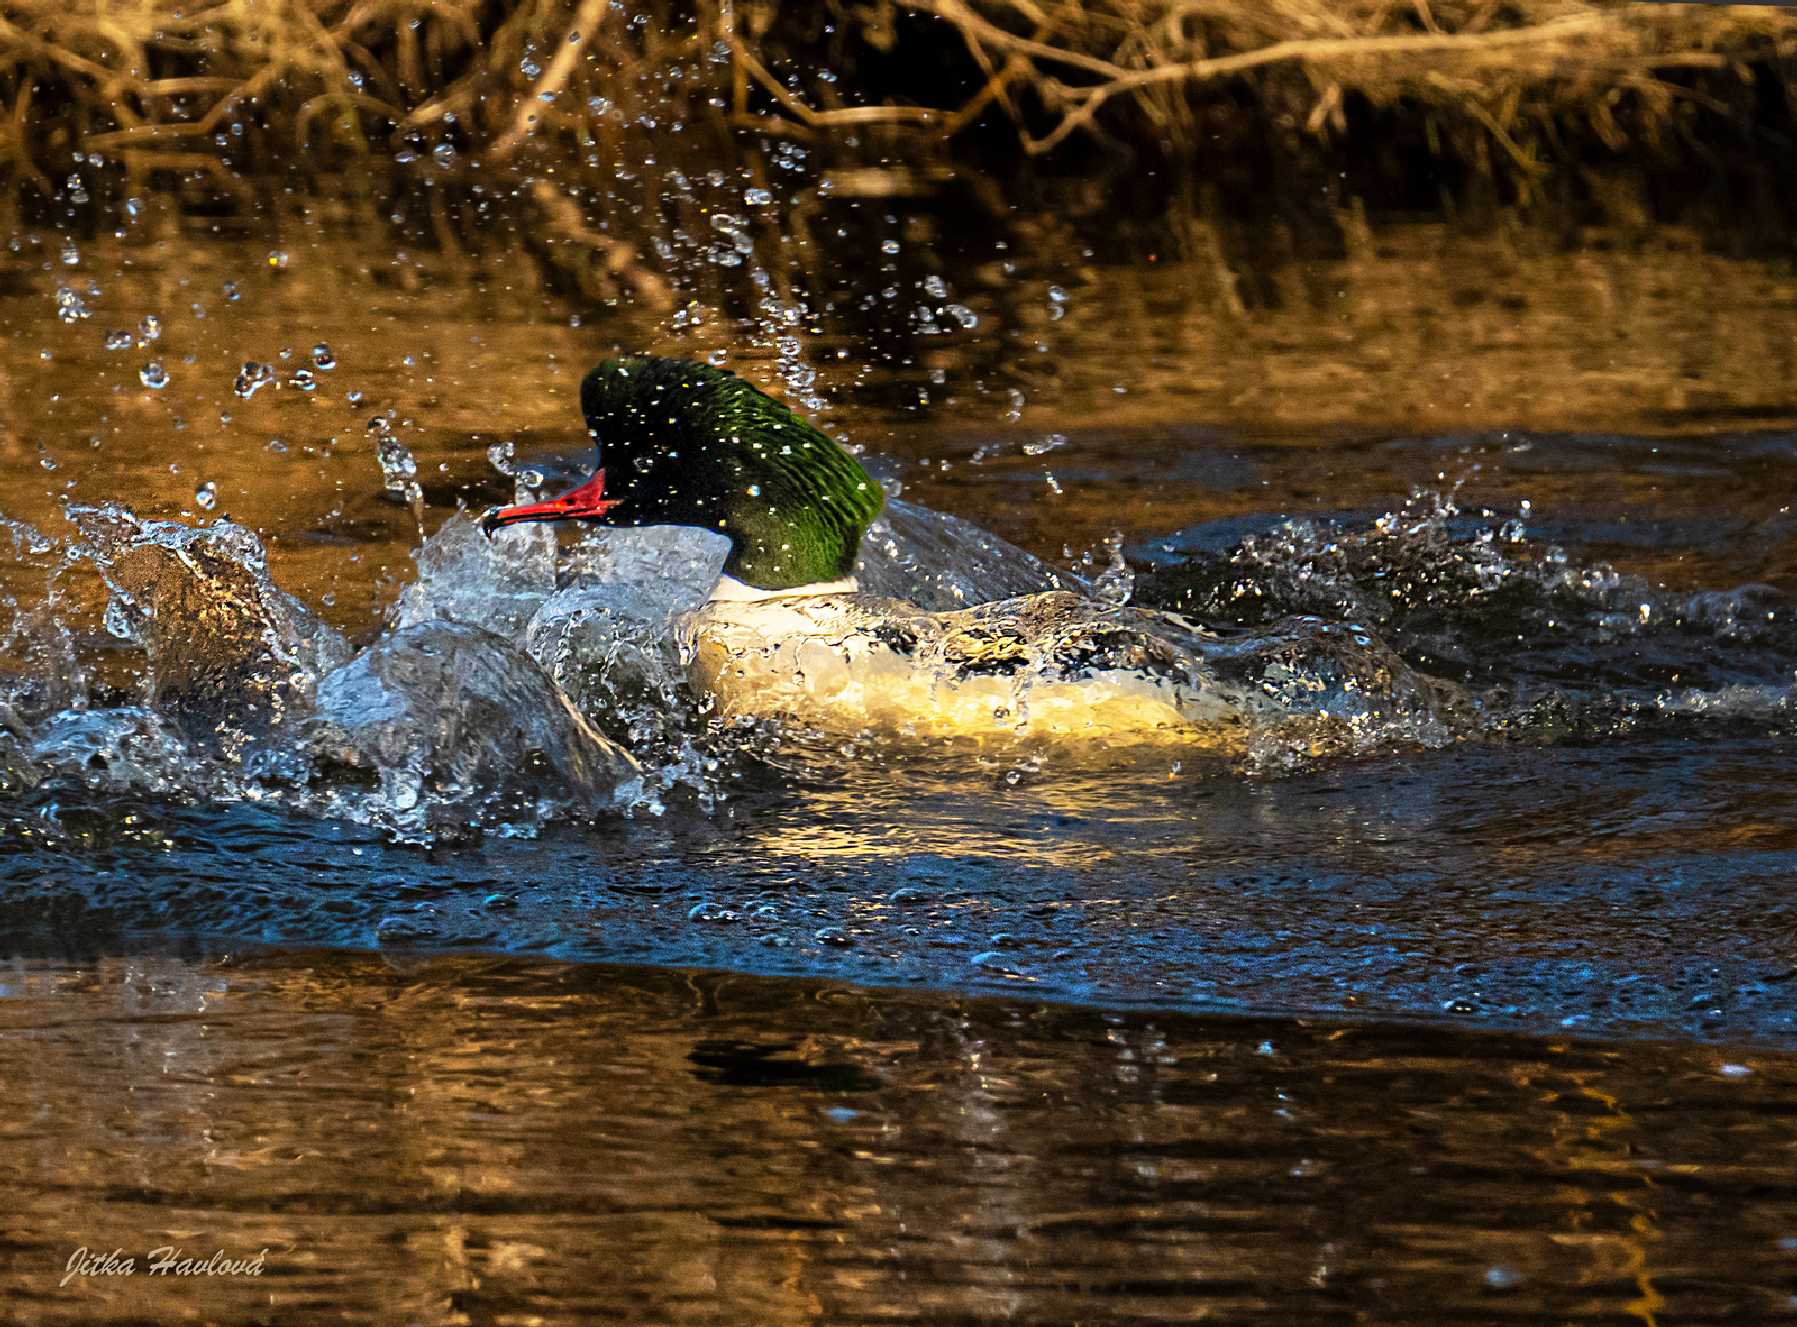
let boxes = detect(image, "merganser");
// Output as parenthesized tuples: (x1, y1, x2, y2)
(482, 356, 1255, 742)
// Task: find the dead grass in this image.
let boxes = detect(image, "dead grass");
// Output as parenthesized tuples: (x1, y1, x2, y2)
(0, 0, 1794, 207)
(882, 1, 1797, 162)
(0, 0, 718, 190)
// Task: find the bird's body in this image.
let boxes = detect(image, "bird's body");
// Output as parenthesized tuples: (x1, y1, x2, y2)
(685, 589, 1251, 743)
(484, 355, 1243, 741)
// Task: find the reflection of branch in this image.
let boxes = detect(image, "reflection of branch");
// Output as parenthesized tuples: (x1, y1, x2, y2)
(296, 91, 406, 148)
(397, 81, 477, 133)
(0, 14, 114, 83)
(116, 151, 255, 198)
(0, 84, 48, 193)
(526, 179, 673, 310)
(937, 1, 1061, 135)
(493, 0, 609, 160)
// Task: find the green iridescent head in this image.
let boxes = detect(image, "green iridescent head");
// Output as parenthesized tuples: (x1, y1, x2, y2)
(484, 356, 884, 590)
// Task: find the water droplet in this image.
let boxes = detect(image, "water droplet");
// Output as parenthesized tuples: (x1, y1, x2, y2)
(432, 142, 456, 168)
(880, 239, 901, 255)
(222, 280, 240, 301)
(59, 243, 79, 266)
(102, 329, 132, 351)
(744, 187, 772, 206)
(53, 285, 90, 323)
(374, 420, 422, 513)
(104, 598, 137, 641)
(233, 361, 277, 399)
(266, 250, 288, 270)
(288, 367, 317, 392)
(138, 314, 162, 342)
(139, 361, 169, 390)
(311, 343, 336, 370)
(195, 481, 217, 510)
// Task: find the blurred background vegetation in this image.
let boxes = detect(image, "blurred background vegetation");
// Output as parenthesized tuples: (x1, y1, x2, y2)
(5, 0, 1797, 252)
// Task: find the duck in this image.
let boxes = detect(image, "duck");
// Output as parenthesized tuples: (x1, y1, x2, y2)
(482, 355, 1258, 743)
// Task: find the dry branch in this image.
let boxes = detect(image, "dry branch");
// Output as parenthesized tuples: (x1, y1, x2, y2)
(0, 0, 1788, 204)
(491, 0, 608, 160)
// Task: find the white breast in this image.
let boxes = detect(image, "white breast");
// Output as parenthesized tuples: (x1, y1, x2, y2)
(683, 589, 1256, 744)
(705, 574, 861, 603)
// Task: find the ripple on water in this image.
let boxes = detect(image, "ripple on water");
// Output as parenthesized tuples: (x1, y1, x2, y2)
(0, 433, 1794, 1043)
(0, 950, 1794, 1324)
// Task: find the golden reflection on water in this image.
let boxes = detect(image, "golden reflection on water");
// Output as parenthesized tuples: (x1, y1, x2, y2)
(0, 951, 1791, 1324)
(6, 200, 1797, 641)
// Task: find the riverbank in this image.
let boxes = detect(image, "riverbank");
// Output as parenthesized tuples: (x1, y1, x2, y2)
(6, 1, 1797, 246)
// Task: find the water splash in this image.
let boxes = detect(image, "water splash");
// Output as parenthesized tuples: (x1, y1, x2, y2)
(1136, 488, 1797, 740)
(67, 505, 348, 758)
(392, 510, 557, 639)
(2, 481, 1791, 847)
(855, 498, 1084, 609)
(305, 620, 640, 842)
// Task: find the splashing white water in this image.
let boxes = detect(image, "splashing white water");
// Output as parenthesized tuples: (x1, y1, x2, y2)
(0, 487, 1621, 842)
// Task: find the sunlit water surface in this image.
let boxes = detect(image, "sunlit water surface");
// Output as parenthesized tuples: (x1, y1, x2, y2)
(4, 950, 1795, 1325)
(3, 198, 1797, 1321)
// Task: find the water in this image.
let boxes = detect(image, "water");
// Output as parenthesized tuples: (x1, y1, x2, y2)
(3, 195, 1797, 1320)
(3, 950, 1794, 1325)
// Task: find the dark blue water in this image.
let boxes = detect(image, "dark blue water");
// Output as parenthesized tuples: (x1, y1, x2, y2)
(5, 726, 1795, 1044)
